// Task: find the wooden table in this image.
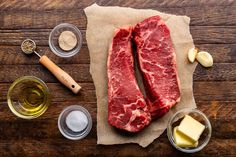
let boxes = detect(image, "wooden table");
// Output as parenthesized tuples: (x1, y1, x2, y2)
(0, 0, 235, 156)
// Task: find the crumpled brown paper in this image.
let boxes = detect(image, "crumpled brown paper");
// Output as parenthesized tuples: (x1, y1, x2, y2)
(84, 3, 197, 147)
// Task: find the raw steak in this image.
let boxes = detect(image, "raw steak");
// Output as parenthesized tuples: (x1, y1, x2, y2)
(107, 26, 151, 132)
(133, 16, 181, 119)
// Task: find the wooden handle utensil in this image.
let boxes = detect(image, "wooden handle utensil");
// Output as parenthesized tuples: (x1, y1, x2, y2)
(39, 55, 81, 94)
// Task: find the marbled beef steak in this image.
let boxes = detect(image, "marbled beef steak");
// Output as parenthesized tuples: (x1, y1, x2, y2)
(133, 16, 181, 119)
(107, 26, 151, 132)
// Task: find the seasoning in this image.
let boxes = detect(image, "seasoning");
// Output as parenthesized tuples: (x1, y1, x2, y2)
(65, 110, 88, 132)
(21, 39, 36, 54)
(58, 31, 77, 51)
(58, 105, 92, 140)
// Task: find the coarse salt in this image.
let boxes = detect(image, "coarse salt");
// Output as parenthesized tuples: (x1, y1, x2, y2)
(66, 110, 88, 132)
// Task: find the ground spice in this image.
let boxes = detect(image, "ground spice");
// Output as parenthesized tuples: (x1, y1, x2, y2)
(58, 31, 77, 51)
(21, 40, 36, 53)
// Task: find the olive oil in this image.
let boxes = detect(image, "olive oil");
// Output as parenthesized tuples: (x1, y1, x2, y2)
(8, 76, 50, 119)
(18, 85, 47, 115)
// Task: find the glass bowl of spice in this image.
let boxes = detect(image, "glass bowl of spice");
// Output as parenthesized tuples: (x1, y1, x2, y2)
(49, 23, 82, 58)
(58, 105, 92, 140)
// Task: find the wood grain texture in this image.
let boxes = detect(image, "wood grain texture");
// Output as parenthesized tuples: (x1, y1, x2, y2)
(0, 6, 236, 29)
(0, 101, 235, 137)
(0, 45, 90, 64)
(0, 26, 235, 47)
(0, 81, 236, 102)
(0, 139, 234, 157)
(0, 0, 235, 10)
(0, 64, 92, 83)
(1, 63, 236, 83)
(0, 101, 235, 156)
(1, 44, 235, 65)
(0, 0, 235, 156)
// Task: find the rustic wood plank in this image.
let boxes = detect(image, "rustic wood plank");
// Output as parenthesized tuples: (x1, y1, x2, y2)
(0, 138, 234, 157)
(0, 101, 97, 120)
(191, 26, 236, 44)
(0, 83, 96, 102)
(0, 29, 78, 46)
(0, 6, 236, 30)
(0, 81, 236, 102)
(0, 63, 236, 83)
(2, 101, 236, 120)
(0, 0, 235, 156)
(0, 0, 82, 10)
(0, 0, 235, 11)
(0, 64, 92, 83)
(193, 81, 236, 101)
(0, 101, 235, 139)
(199, 101, 236, 139)
(157, 6, 236, 26)
(196, 44, 236, 63)
(0, 26, 235, 46)
(193, 63, 236, 81)
(0, 9, 87, 29)
(0, 100, 235, 156)
(199, 101, 236, 121)
(0, 44, 235, 65)
(0, 45, 90, 64)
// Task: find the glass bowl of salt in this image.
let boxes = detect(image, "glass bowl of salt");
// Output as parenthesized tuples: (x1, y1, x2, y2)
(58, 105, 92, 140)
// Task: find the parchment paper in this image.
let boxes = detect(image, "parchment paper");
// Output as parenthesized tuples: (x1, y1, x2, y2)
(84, 4, 197, 147)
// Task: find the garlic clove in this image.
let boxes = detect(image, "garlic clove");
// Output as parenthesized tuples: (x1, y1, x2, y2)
(196, 51, 213, 67)
(188, 47, 198, 63)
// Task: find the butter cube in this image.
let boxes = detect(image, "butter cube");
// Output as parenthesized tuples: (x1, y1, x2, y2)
(173, 126, 198, 147)
(178, 115, 205, 142)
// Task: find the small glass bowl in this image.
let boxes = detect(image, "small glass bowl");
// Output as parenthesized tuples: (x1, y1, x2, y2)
(49, 23, 82, 58)
(58, 105, 92, 140)
(167, 108, 212, 153)
(7, 76, 50, 119)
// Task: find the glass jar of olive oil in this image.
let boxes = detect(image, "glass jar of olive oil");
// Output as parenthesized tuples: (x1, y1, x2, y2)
(7, 76, 50, 119)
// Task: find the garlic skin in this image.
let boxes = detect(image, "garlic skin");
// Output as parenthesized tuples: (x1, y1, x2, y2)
(196, 51, 213, 67)
(188, 47, 198, 63)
